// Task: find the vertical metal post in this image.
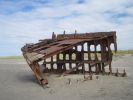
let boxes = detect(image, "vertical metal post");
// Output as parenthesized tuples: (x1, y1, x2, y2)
(43, 59, 47, 72)
(81, 43, 85, 73)
(94, 40, 99, 74)
(100, 40, 106, 74)
(75, 45, 79, 73)
(69, 50, 72, 69)
(87, 42, 91, 73)
(51, 56, 53, 71)
(56, 53, 60, 72)
(102, 63, 105, 73)
(107, 38, 112, 74)
(63, 53, 66, 71)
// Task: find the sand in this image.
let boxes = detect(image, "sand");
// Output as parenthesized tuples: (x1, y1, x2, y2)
(0, 54, 133, 100)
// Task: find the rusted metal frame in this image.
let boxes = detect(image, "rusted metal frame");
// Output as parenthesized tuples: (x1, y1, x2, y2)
(69, 49, 72, 69)
(81, 42, 85, 73)
(29, 39, 54, 50)
(107, 37, 112, 74)
(94, 40, 99, 74)
(22, 33, 114, 54)
(100, 39, 106, 73)
(41, 41, 84, 59)
(33, 45, 50, 52)
(97, 40, 102, 73)
(30, 62, 44, 81)
(44, 39, 101, 58)
(22, 53, 47, 85)
(52, 32, 56, 40)
(57, 31, 116, 40)
(43, 60, 105, 64)
(31, 38, 64, 52)
(23, 53, 44, 65)
(34, 37, 109, 60)
(32, 41, 61, 52)
(44, 58, 50, 73)
(63, 59, 110, 75)
(97, 60, 102, 73)
(43, 59, 47, 70)
(87, 42, 92, 73)
(63, 62, 84, 75)
(87, 42, 91, 60)
(44, 50, 102, 54)
(94, 40, 98, 61)
(75, 45, 79, 72)
(51, 56, 54, 71)
(33, 62, 48, 86)
(56, 53, 60, 72)
(21, 31, 117, 86)
(63, 53, 66, 71)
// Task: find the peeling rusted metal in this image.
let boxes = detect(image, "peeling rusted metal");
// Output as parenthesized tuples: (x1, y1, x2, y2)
(21, 31, 124, 86)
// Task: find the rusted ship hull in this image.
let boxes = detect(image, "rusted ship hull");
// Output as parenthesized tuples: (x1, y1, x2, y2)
(21, 31, 119, 86)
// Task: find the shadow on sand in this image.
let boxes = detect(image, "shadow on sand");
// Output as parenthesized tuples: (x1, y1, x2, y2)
(16, 72, 38, 84)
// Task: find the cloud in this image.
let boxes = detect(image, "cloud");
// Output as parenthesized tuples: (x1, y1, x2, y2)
(0, 0, 133, 56)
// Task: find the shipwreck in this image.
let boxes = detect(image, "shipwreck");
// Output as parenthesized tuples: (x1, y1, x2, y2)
(21, 31, 125, 86)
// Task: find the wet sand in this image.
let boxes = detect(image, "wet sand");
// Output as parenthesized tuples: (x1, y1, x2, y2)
(0, 54, 133, 100)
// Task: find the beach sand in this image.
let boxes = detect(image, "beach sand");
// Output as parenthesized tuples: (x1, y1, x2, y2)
(0, 54, 133, 100)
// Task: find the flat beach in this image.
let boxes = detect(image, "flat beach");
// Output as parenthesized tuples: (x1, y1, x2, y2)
(0, 54, 133, 100)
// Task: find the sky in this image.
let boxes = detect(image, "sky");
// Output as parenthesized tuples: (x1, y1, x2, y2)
(0, 0, 133, 56)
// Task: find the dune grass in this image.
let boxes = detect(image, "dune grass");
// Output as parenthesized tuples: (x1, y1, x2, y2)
(113, 50, 133, 55)
(0, 56, 23, 59)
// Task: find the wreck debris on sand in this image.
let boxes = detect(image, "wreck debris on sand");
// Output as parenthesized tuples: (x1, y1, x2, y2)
(21, 31, 126, 86)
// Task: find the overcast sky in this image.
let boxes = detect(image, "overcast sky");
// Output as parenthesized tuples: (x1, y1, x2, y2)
(0, 0, 133, 56)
